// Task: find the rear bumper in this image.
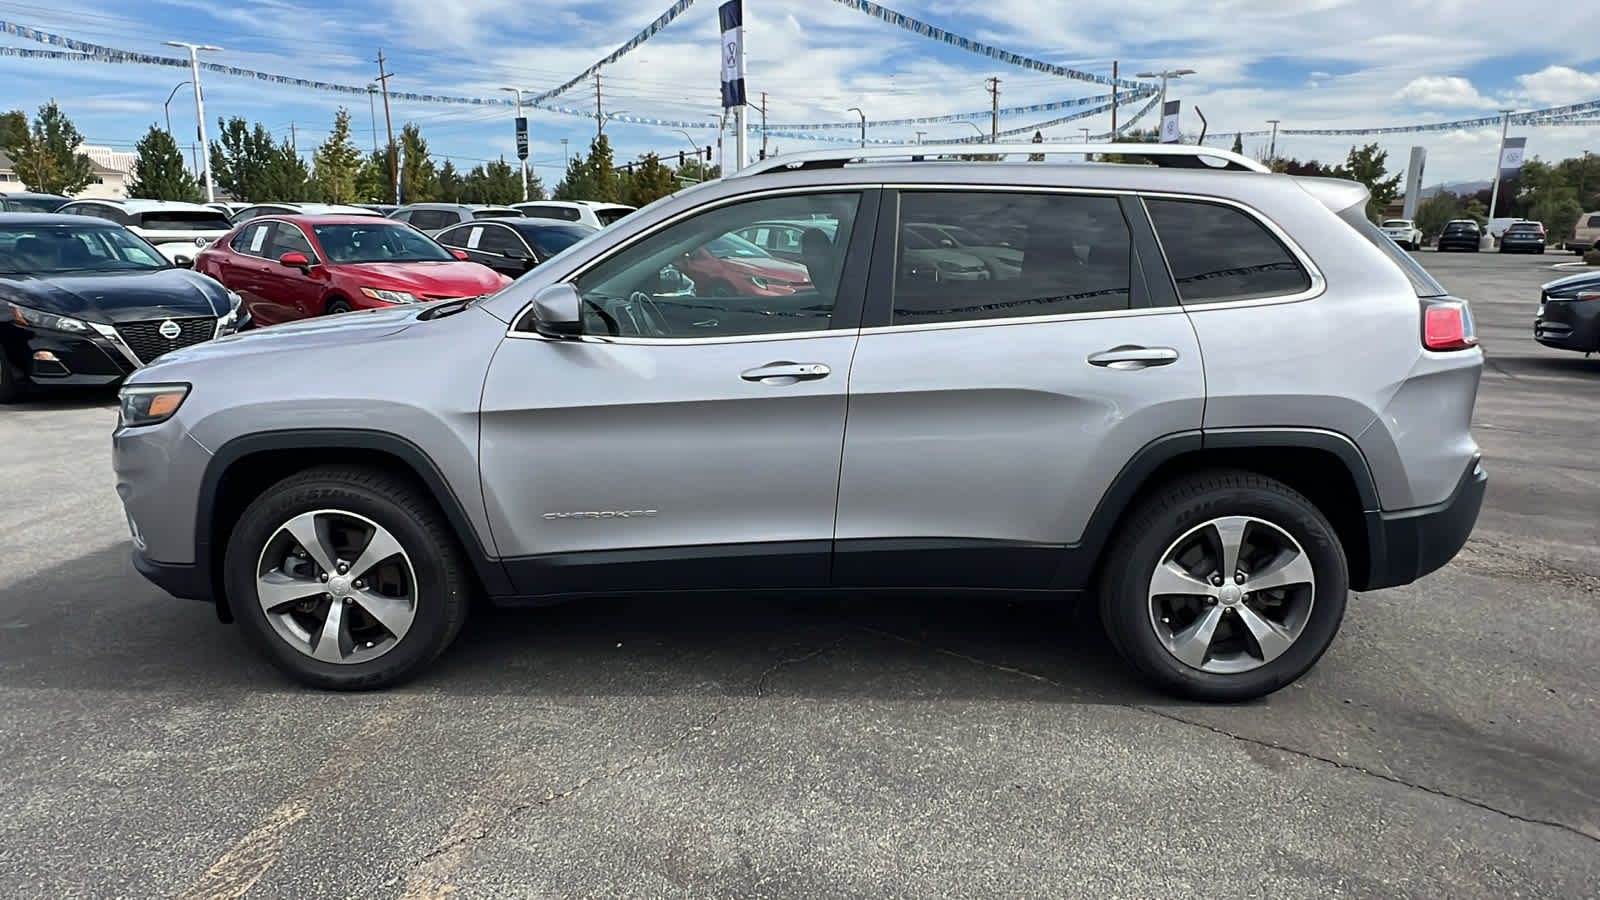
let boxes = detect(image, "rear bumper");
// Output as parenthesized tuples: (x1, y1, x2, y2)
(1361, 457, 1486, 591)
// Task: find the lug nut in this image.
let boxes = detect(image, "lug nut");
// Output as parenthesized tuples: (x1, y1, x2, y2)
(1205, 597, 1217, 605)
(337, 562, 349, 574)
(319, 573, 329, 583)
(344, 597, 353, 605)
(1235, 573, 1246, 584)
(352, 580, 364, 590)
(1210, 575, 1224, 587)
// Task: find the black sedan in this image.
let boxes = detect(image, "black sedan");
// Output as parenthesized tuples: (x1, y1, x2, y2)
(1499, 220, 1547, 254)
(432, 218, 598, 278)
(1534, 269, 1600, 355)
(1436, 219, 1482, 252)
(0, 213, 244, 402)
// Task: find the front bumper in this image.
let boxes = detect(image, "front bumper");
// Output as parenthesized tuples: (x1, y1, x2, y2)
(1361, 457, 1486, 591)
(1534, 295, 1600, 352)
(131, 552, 213, 602)
(1, 323, 135, 387)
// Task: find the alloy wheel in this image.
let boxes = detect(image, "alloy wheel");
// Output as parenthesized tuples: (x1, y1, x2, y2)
(253, 509, 418, 664)
(1146, 515, 1316, 675)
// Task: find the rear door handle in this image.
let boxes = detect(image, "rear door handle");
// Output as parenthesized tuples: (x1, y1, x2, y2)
(740, 362, 832, 383)
(1087, 346, 1180, 369)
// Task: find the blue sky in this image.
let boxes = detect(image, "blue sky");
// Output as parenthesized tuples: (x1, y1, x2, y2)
(2, 0, 1598, 188)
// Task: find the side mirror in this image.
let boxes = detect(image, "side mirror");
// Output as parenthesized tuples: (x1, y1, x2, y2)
(278, 251, 310, 269)
(520, 257, 537, 273)
(451, 248, 470, 260)
(172, 254, 194, 268)
(531, 283, 582, 338)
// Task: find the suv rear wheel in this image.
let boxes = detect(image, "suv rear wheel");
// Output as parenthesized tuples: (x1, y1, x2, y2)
(1099, 471, 1348, 702)
(223, 466, 471, 690)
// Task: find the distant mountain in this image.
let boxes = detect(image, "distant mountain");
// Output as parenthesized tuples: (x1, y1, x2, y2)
(1415, 181, 1492, 199)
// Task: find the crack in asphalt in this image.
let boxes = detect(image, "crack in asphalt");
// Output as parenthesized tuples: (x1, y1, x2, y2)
(865, 627, 1600, 847)
(387, 633, 849, 896)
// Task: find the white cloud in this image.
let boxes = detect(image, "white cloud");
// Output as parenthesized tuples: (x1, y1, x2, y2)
(1394, 76, 1489, 108)
(1511, 66, 1600, 106)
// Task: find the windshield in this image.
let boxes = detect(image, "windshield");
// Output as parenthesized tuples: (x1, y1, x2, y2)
(473, 209, 522, 219)
(1382, 220, 1411, 228)
(3, 197, 66, 213)
(1507, 223, 1541, 232)
(1443, 222, 1476, 232)
(311, 223, 455, 263)
(704, 232, 771, 259)
(596, 207, 634, 226)
(0, 224, 168, 274)
(137, 211, 234, 231)
(526, 224, 597, 258)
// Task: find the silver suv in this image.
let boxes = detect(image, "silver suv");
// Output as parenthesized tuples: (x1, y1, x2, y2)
(112, 144, 1486, 701)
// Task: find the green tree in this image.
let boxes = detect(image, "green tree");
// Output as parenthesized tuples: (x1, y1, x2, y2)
(622, 153, 677, 206)
(263, 138, 312, 200)
(1230, 133, 1244, 155)
(582, 133, 619, 202)
(397, 123, 436, 203)
(0, 109, 28, 151)
(354, 150, 392, 203)
(312, 108, 362, 203)
(1464, 197, 1488, 224)
(8, 101, 95, 195)
(1414, 191, 1462, 244)
(1333, 143, 1402, 222)
(436, 160, 464, 202)
(126, 125, 201, 201)
(553, 154, 594, 201)
(210, 117, 279, 201)
(673, 156, 717, 185)
(471, 157, 524, 205)
(525, 169, 547, 201)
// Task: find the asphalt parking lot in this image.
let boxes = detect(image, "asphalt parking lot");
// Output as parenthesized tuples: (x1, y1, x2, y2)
(2, 251, 1597, 899)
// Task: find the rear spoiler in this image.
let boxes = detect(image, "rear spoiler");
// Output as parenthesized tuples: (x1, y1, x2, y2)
(1292, 176, 1371, 217)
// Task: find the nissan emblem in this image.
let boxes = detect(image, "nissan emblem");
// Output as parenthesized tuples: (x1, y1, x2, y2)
(158, 320, 181, 340)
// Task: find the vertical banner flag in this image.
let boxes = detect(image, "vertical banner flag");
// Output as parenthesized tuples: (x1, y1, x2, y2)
(1499, 136, 1526, 178)
(515, 117, 529, 160)
(719, 0, 746, 108)
(1160, 100, 1181, 143)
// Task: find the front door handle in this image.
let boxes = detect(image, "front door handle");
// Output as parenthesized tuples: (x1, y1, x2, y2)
(1087, 346, 1180, 370)
(740, 362, 832, 384)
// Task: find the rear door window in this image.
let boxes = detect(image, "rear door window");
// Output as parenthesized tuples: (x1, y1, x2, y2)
(1144, 198, 1312, 303)
(231, 222, 273, 257)
(476, 225, 527, 256)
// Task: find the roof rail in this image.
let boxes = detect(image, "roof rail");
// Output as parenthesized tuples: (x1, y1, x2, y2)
(728, 142, 1272, 178)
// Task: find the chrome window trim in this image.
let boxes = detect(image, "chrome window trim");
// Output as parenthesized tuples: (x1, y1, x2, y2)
(505, 327, 861, 346)
(503, 184, 871, 344)
(1136, 191, 1327, 309)
(858, 304, 1186, 337)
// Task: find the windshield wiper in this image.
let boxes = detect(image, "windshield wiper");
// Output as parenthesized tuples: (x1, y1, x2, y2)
(417, 297, 478, 320)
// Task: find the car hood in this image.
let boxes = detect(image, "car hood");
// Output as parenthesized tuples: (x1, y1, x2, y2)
(333, 261, 508, 296)
(0, 268, 228, 322)
(716, 255, 812, 282)
(1541, 270, 1600, 295)
(143, 302, 429, 368)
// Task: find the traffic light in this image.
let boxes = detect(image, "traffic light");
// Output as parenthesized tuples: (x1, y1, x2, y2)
(625, 162, 634, 174)
(678, 150, 685, 166)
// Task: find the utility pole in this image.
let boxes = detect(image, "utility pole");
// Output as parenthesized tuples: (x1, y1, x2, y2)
(1111, 60, 1119, 135)
(375, 50, 398, 205)
(595, 74, 604, 137)
(755, 92, 768, 160)
(987, 77, 1001, 143)
(1266, 119, 1280, 161)
(164, 41, 221, 203)
(1487, 109, 1512, 220)
(289, 121, 297, 154)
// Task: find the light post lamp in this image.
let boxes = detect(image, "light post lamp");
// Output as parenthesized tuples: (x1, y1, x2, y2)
(958, 120, 986, 141)
(1135, 67, 1196, 127)
(162, 81, 191, 137)
(500, 87, 529, 201)
(915, 130, 926, 145)
(561, 138, 569, 171)
(847, 107, 866, 147)
(165, 41, 223, 203)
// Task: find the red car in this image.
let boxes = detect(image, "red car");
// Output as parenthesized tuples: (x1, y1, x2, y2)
(194, 215, 510, 326)
(679, 232, 812, 297)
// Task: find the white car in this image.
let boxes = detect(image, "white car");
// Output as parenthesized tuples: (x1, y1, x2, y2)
(55, 199, 234, 264)
(1380, 218, 1422, 251)
(512, 200, 636, 229)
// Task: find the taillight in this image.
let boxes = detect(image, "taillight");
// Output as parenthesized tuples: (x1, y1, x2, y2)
(1422, 299, 1478, 351)
(1577, 291, 1600, 301)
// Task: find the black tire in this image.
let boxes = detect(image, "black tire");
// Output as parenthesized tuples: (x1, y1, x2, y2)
(0, 349, 20, 404)
(223, 465, 472, 690)
(325, 297, 353, 315)
(1098, 470, 1349, 702)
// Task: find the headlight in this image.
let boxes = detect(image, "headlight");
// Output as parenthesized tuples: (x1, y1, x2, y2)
(9, 303, 91, 334)
(118, 383, 190, 427)
(227, 290, 243, 313)
(749, 275, 769, 289)
(360, 287, 419, 304)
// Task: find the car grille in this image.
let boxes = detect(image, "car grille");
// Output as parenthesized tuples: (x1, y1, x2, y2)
(115, 317, 216, 365)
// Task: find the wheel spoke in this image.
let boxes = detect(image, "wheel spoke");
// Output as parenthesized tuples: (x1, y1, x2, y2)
(1149, 560, 1218, 600)
(1235, 603, 1296, 664)
(281, 512, 339, 575)
(1167, 605, 1224, 669)
(311, 595, 349, 663)
(1246, 549, 1315, 593)
(348, 526, 405, 582)
(256, 570, 323, 614)
(1209, 517, 1251, 580)
(350, 587, 415, 641)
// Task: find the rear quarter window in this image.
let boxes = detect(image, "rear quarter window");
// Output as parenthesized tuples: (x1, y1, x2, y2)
(1144, 198, 1312, 303)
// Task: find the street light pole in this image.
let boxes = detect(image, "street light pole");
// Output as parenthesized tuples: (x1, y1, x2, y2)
(958, 121, 986, 141)
(1266, 119, 1281, 162)
(165, 41, 222, 203)
(672, 129, 702, 180)
(848, 107, 866, 148)
(366, 84, 379, 156)
(1135, 67, 1196, 137)
(163, 81, 191, 138)
(500, 87, 528, 201)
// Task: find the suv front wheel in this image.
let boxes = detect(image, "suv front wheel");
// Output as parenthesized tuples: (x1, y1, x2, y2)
(1099, 471, 1348, 702)
(224, 466, 471, 690)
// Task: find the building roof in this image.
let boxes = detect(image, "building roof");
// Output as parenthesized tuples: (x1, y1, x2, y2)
(0, 147, 131, 177)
